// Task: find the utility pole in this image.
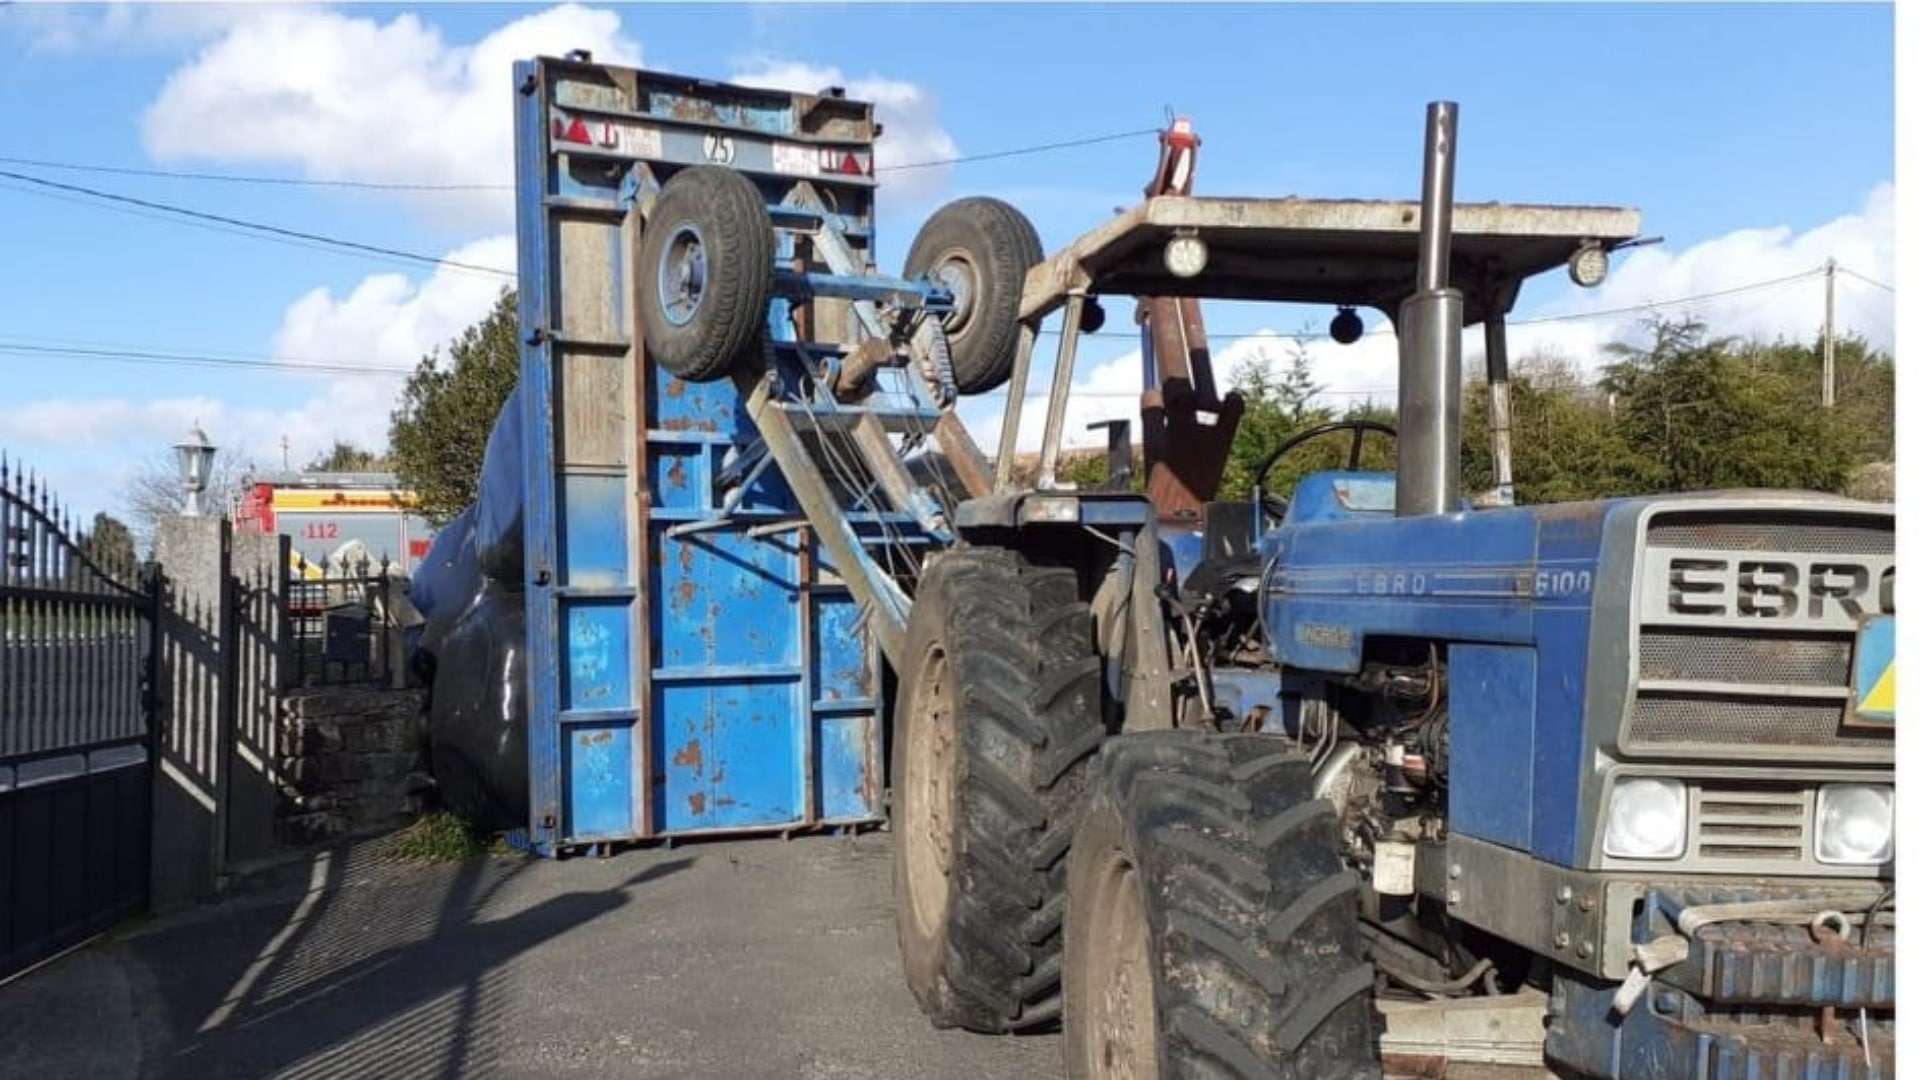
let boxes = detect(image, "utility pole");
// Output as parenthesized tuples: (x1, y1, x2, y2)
(1822, 257, 1836, 408)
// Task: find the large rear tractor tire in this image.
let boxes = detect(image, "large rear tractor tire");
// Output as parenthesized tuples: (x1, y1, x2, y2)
(1065, 732, 1382, 1079)
(893, 546, 1106, 1032)
(903, 197, 1043, 394)
(636, 165, 773, 383)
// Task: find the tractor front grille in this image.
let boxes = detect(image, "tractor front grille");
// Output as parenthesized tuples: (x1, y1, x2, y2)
(1629, 696, 1885, 750)
(1689, 782, 1810, 864)
(1644, 515, 1895, 556)
(1622, 506, 1893, 761)
(1637, 630, 1851, 688)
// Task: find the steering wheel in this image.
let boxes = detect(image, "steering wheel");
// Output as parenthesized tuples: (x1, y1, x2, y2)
(1252, 419, 1398, 525)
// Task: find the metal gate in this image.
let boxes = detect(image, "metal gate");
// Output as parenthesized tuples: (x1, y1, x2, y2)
(0, 462, 157, 981)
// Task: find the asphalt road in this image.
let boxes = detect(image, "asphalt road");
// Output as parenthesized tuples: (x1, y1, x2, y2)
(0, 830, 1064, 1079)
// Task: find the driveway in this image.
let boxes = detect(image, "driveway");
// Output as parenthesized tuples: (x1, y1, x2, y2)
(0, 831, 1063, 1079)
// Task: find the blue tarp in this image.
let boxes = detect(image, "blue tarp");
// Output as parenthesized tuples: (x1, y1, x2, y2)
(410, 506, 476, 622)
(472, 387, 525, 586)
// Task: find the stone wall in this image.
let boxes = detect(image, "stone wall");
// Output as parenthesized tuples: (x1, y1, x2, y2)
(277, 686, 429, 845)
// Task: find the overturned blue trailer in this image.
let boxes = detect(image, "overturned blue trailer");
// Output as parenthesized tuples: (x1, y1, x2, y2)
(413, 55, 1036, 856)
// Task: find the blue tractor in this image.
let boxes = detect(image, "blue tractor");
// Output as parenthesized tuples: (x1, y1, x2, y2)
(499, 56, 1892, 1075)
(883, 104, 1894, 1078)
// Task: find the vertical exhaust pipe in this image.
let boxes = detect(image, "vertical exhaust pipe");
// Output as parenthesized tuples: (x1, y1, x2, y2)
(1395, 102, 1464, 517)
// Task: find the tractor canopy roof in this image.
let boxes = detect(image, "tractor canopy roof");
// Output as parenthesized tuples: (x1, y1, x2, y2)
(1018, 195, 1642, 328)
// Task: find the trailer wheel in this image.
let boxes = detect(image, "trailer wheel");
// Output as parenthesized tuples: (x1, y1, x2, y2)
(904, 198, 1042, 394)
(894, 547, 1104, 1032)
(637, 165, 773, 382)
(1065, 732, 1381, 1079)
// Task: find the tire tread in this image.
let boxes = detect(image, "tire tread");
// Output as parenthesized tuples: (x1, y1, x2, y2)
(895, 546, 1103, 1033)
(1065, 733, 1382, 1079)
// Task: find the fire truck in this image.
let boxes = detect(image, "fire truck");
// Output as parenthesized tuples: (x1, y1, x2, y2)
(235, 471, 436, 575)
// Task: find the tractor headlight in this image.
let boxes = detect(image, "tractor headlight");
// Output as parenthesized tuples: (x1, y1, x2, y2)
(1603, 778, 1687, 860)
(1164, 233, 1208, 278)
(1568, 244, 1610, 288)
(1814, 784, 1893, 866)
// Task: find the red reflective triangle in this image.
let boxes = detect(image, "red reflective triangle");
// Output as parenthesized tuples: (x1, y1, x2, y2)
(557, 116, 591, 144)
(836, 152, 863, 175)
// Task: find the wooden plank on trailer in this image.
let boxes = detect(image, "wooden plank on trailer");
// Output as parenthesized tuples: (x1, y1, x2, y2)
(555, 216, 622, 342)
(559, 350, 629, 469)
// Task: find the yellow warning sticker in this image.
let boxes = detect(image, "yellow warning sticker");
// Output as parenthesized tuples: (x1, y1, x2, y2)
(1850, 616, 1895, 727)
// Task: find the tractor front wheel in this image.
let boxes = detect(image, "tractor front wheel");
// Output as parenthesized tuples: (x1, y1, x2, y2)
(893, 546, 1105, 1032)
(1065, 732, 1382, 1079)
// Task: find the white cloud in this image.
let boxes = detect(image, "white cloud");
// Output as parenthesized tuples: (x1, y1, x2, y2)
(0, 234, 518, 516)
(141, 5, 642, 221)
(729, 59, 959, 207)
(17, 2, 239, 54)
(959, 184, 1897, 455)
(138, 11, 962, 225)
(0, 395, 224, 448)
(272, 236, 515, 374)
(1522, 181, 1895, 355)
(242, 233, 519, 459)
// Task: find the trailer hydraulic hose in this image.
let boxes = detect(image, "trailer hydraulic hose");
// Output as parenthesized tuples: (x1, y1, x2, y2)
(1379, 955, 1494, 999)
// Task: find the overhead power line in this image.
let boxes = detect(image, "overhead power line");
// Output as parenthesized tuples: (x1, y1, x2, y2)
(1511, 267, 1829, 326)
(0, 154, 510, 192)
(1838, 267, 1896, 294)
(0, 125, 1160, 191)
(0, 127, 1161, 281)
(877, 127, 1161, 172)
(0, 168, 518, 279)
(1035, 267, 1828, 343)
(0, 339, 411, 378)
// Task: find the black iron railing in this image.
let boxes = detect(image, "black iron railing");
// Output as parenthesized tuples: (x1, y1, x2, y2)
(286, 554, 401, 688)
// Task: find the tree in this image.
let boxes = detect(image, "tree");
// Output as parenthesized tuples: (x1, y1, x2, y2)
(1060, 444, 1144, 491)
(118, 448, 249, 553)
(1738, 331, 1893, 466)
(1217, 338, 1396, 501)
(1598, 318, 1856, 493)
(387, 289, 521, 524)
(83, 511, 138, 572)
(306, 440, 389, 473)
(1273, 338, 1324, 425)
(1461, 352, 1655, 503)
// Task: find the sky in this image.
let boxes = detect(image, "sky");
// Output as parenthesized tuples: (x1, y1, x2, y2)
(0, 2, 1896, 522)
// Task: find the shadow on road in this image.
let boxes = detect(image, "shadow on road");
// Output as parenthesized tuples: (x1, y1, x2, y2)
(129, 838, 692, 1079)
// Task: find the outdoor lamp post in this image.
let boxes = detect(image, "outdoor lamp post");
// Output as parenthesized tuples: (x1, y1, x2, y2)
(174, 424, 217, 517)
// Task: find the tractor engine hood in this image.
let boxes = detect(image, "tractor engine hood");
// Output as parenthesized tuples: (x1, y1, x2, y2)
(1259, 490, 1893, 869)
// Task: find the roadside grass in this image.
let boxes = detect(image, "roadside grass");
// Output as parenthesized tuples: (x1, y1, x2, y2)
(390, 810, 493, 862)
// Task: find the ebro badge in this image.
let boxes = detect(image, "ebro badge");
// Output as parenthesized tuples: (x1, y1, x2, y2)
(1847, 615, 1895, 729)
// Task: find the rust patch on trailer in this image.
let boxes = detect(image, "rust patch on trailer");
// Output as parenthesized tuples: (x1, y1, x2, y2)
(1379, 1053, 1447, 1078)
(672, 739, 703, 773)
(660, 417, 718, 433)
(674, 579, 698, 610)
(678, 544, 696, 572)
(667, 96, 721, 123)
(687, 792, 706, 815)
(857, 748, 881, 811)
(665, 377, 686, 399)
(830, 621, 873, 700)
(665, 456, 688, 490)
